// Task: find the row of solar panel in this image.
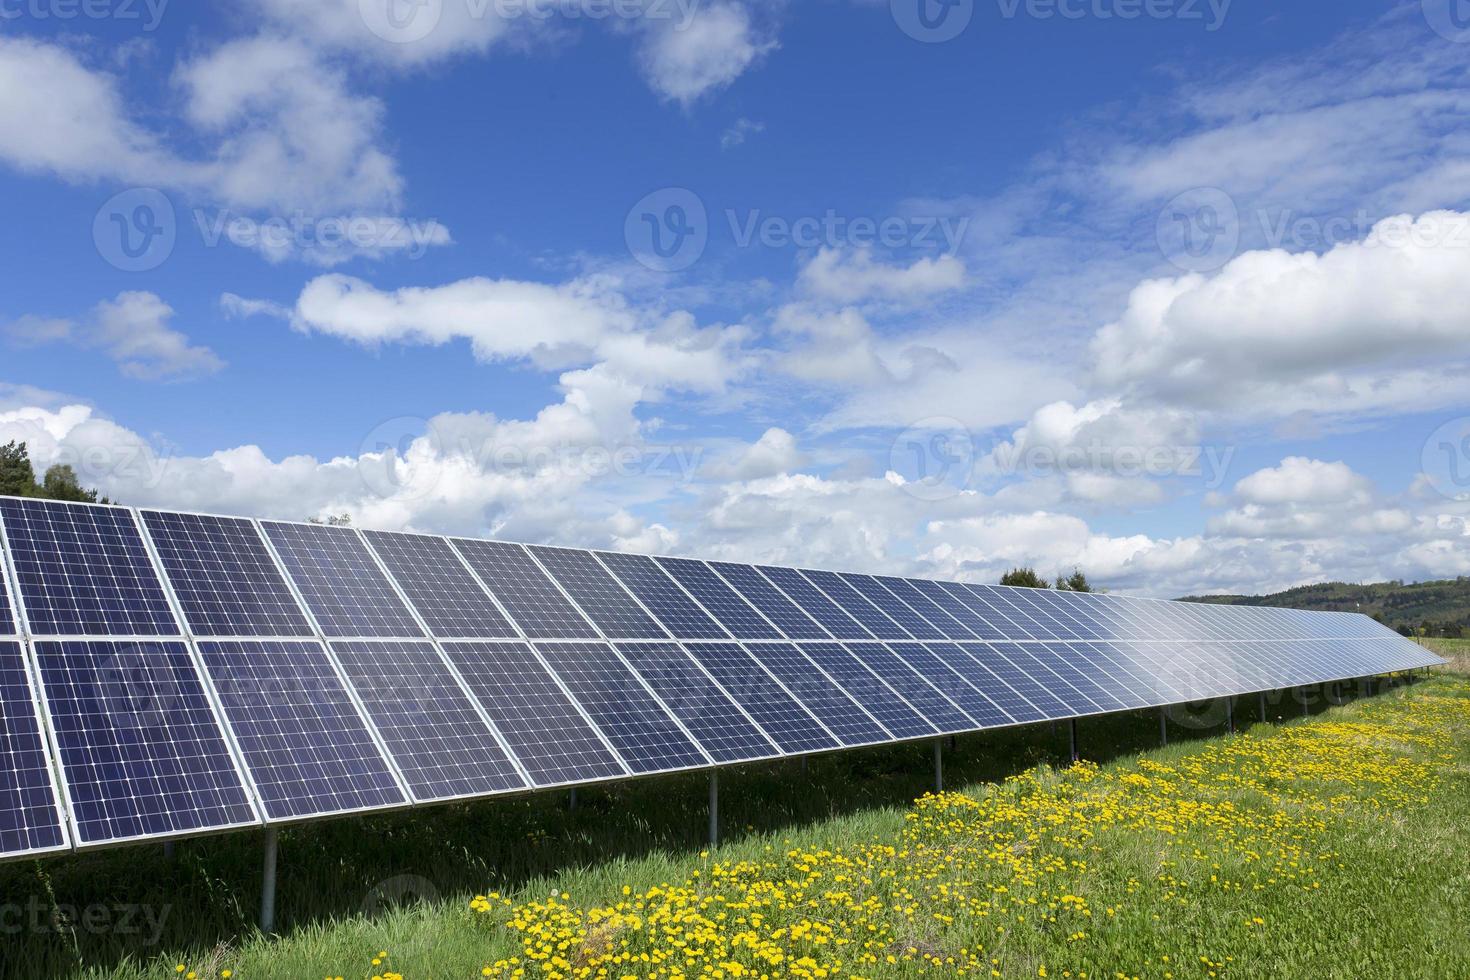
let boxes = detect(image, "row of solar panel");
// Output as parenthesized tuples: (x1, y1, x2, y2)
(0, 633, 1434, 859)
(0, 496, 1442, 863)
(0, 498, 1394, 645)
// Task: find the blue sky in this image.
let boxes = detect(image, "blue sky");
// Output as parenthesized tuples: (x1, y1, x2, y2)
(2, 0, 1469, 596)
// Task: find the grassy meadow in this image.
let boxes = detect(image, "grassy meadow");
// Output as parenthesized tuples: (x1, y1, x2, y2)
(5, 671, 1467, 980)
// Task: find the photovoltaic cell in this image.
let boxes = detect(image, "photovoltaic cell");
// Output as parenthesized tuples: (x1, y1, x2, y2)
(0, 546, 14, 634)
(653, 558, 781, 639)
(803, 570, 911, 640)
(683, 642, 838, 753)
(911, 580, 1007, 640)
(597, 552, 729, 639)
(744, 642, 889, 746)
(536, 642, 707, 772)
(198, 640, 406, 821)
(886, 642, 1012, 728)
(837, 574, 944, 640)
(989, 642, 1098, 715)
(757, 566, 871, 640)
(962, 643, 1073, 718)
(704, 562, 824, 639)
(529, 547, 668, 640)
(451, 540, 598, 639)
(844, 643, 974, 733)
(1, 499, 177, 637)
(260, 522, 423, 638)
(362, 530, 517, 638)
(616, 642, 779, 763)
(34, 640, 256, 844)
(951, 584, 1035, 638)
(924, 643, 1046, 724)
(330, 640, 526, 801)
(1029, 644, 1128, 711)
(0, 641, 67, 857)
(797, 642, 934, 740)
(442, 641, 625, 786)
(874, 577, 975, 639)
(140, 511, 313, 637)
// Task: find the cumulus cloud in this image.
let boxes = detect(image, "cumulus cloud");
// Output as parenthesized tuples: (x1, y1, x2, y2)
(798, 248, 967, 304)
(3, 292, 222, 382)
(636, 2, 774, 105)
(703, 427, 806, 480)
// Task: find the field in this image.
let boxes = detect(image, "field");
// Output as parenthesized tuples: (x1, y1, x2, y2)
(5, 672, 1467, 980)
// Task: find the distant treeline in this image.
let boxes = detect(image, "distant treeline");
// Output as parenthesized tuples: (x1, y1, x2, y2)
(0, 441, 109, 503)
(1183, 578, 1470, 638)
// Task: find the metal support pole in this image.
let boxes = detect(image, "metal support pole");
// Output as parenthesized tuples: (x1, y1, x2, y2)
(569, 787, 577, 811)
(800, 756, 807, 773)
(1159, 707, 1168, 747)
(948, 735, 957, 751)
(933, 739, 943, 793)
(1258, 691, 1267, 722)
(1068, 718, 1079, 763)
(708, 771, 719, 847)
(260, 828, 279, 934)
(1301, 686, 1309, 716)
(1226, 697, 1234, 734)
(163, 841, 175, 860)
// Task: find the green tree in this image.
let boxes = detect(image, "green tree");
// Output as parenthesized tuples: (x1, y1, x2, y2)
(40, 465, 101, 503)
(999, 567, 1049, 589)
(1055, 569, 1093, 593)
(0, 441, 35, 497)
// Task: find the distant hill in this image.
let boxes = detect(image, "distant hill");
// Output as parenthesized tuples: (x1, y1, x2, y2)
(1181, 578, 1470, 638)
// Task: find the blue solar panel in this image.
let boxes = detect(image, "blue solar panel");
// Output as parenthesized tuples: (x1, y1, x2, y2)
(616, 642, 780, 763)
(926, 643, 1047, 724)
(0, 544, 14, 635)
(0, 641, 67, 857)
(198, 640, 406, 821)
(911, 580, 1005, 640)
(838, 574, 944, 640)
(330, 640, 526, 801)
(598, 553, 729, 639)
(843, 643, 973, 733)
(744, 642, 889, 746)
(1, 499, 178, 637)
(536, 642, 707, 773)
(529, 547, 668, 640)
(441, 641, 625, 786)
(951, 584, 1036, 638)
(361, 531, 517, 639)
(797, 642, 934, 740)
(757, 566, 870, 640)
(661, 560, 786, 639)
(989, 642, 1100, 714)
(1030, 643, 1129, 711)
(140, 511, 313, 637)
(450, 540, 598, 639)
(34, 640, 256, 844)
(874, 577, 975, 639)
(260, 522, 423, 638)
(702, 564, 823, 640)
(960, 643, 1072, 718)
(802, 570, 911, 640)
(683, 642, 838, 753)
(886, 642, 1012, 728)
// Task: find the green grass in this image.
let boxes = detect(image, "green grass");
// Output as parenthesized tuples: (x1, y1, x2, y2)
(1419, 637, 1470, 673)
(5, 674, 1466, 979)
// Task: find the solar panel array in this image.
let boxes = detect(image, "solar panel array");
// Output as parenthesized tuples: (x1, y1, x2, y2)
(0, 495, 1444, 861)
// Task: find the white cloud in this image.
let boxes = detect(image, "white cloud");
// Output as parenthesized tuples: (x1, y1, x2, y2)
(4, 292, 222, 382)
(637, 2, 773, 105)
(703, 427, 805, 480)
(720, 117, 764, 149)
(798, 248, 967, 304)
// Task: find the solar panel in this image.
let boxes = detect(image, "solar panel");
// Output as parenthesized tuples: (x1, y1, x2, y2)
(361, 530, 518, 639)
(0, 641, 68, 857)
(260, 522, 423, 638)
(989, 642, 1100, 714)
(843, 643, 974, 733)
(198, 640, 406, 821)
(1051, 642, 1151, 709)
(616, 642, 780, 763)
(837, 573, 944, 640)
(873, 576, 975, 639)
(743, 642, 890, 746)
(535, 642, 708, 773)
(797, 642, 935, 740)
(757, 566, 871, 639)
(330, 640, 526, 801)
(0, 541, 15, 635)
(682, 642, 839, 753)
(652, 558, 781, 640)
(441, 641, 625, 786)
(450, 540, 599, 639)
(1027, 643, 1128, 711)
(925, 642, 1047, 724)
(913, 580, 1008, 640)
(597, 553, 729, 639)
(528, 547, 668, 640)
(885, 642, 1012, 728)
(701, 561, 818, 639)
(802, 570, 911, 640)
(961, 643, 1073, 717)
(951, 584, 1035, 638)
(34, 640, 257, 844)
(140, 511, 314, 637)
(1, 499, 178, 637)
